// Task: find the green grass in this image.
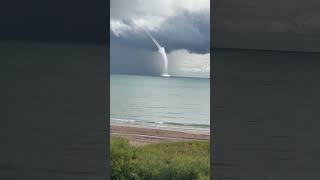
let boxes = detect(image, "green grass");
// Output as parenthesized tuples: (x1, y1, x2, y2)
(110, 137, 210, 180)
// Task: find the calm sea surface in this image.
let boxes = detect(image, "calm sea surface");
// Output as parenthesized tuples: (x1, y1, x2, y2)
(110, 74, 210, 132)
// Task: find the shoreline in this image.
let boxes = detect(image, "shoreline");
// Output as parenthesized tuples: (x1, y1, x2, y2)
(111, 124, 210, 146)
(110, 120, 210, 134)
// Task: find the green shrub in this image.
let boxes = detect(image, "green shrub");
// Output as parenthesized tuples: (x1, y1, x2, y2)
(110, 137, 210, 180)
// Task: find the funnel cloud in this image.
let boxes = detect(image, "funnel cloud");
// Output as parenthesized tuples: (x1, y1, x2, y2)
(144, 29, 169, 76)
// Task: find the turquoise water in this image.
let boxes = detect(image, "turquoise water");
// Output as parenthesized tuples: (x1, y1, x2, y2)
(110, 75, 210, 132)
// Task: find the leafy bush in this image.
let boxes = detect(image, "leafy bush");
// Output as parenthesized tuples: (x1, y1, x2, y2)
(110, 137, 210, 180)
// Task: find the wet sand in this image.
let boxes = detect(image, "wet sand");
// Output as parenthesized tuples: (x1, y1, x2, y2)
(111, 125, 210, 146)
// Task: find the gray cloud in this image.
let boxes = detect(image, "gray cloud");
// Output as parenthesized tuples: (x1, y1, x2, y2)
(213, 0, 320, 51)
(111, 11, 210, 54)
(111, 41, 210, 77)
(110, 41, 163, 75)
(0, 0, 107, 44)
(110, 0, 210, 76)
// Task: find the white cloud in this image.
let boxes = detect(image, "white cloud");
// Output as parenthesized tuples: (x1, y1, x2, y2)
(110, 20, 133, 37)
(110, 0, 209, 31)
(167, 49, 210, 78)
(111, 0, 209, 18)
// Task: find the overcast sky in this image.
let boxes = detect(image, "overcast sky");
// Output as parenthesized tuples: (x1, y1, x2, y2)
(0, 1, 106, 44)
(110, 0, 210, 77)
(213, 0, 320, 52)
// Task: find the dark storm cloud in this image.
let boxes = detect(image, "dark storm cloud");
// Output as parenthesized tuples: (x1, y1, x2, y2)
(110, 41, 163, 75)
(110, 0, 210, 76)
(0, 0, 107, 44)
(111, 11, 210, 54)
(213, 0, 320, 52)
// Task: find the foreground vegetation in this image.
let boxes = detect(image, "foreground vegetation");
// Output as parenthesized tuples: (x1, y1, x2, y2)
(110, 137, 210, 180)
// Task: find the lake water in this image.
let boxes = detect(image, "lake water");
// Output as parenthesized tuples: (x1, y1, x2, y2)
(110, 74, 210, 132)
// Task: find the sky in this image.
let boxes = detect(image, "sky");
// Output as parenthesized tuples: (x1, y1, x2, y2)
(0, 0, 107, 44)
(213, 0, 320, 52)
(110, 0, 210, 78)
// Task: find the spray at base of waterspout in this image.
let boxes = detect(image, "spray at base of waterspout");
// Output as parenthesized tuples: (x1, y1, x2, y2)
(161, 73, 171, 77)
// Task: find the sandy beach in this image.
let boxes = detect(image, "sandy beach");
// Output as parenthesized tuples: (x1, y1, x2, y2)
(111, 125, 210, 146)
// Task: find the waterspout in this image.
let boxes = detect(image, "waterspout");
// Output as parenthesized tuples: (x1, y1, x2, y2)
(144, 30, 170, 77)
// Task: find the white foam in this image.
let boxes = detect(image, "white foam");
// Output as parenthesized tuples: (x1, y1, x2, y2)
(161, 73, 171, 77)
